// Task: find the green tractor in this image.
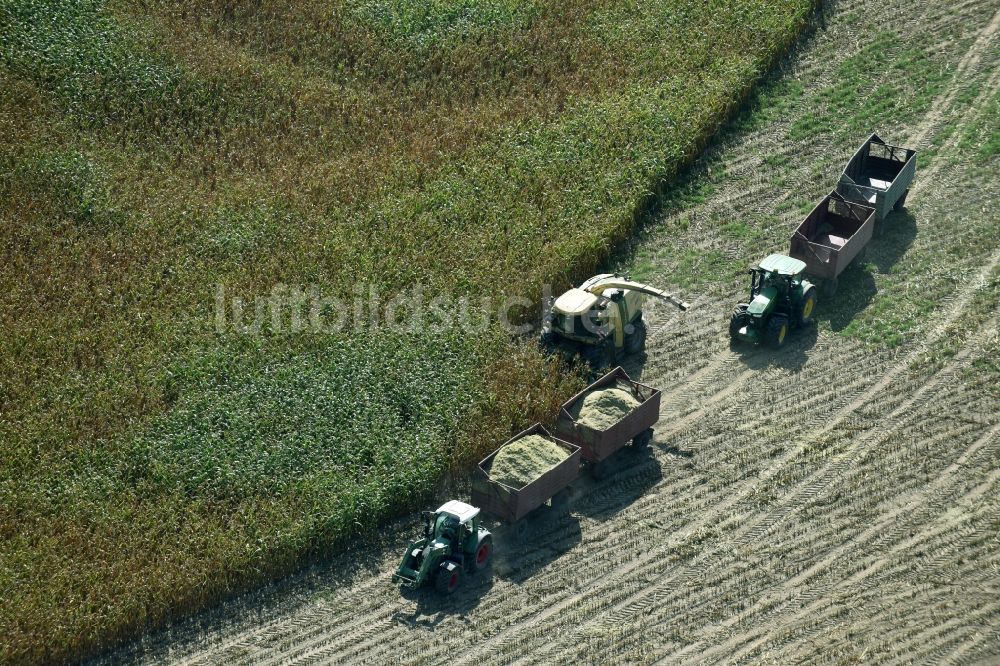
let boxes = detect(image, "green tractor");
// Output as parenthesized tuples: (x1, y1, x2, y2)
(393, 500, 493, 595)
(729, 254, 817, 348)
(541, 274, 689, 369)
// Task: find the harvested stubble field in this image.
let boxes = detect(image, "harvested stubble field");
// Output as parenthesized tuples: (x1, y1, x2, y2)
(0, 0, 819, 662)
(97, 0, 1000, 663)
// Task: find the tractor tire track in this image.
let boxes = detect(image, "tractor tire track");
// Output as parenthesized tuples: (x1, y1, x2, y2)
(521, 310, 997, 665)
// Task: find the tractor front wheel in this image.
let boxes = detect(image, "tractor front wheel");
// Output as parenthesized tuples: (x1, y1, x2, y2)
(764, 315, 789, 348)
(729, 303, 750, 339)
(435, 561, 463, 594)
(796, 287, 817, 326)
(473, 535, 493, 572)
(624, 318, 647, 355)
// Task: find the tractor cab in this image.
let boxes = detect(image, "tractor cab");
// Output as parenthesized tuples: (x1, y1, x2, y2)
(730, 254, 816, 348)
(393, 500, 492, 595)
(747, 254, 804, 313)
(431, 500, 480, 544)
(756, 253, 807, 287)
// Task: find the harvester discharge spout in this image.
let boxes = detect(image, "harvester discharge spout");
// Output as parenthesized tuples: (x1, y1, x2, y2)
(584, 277, 690, 311)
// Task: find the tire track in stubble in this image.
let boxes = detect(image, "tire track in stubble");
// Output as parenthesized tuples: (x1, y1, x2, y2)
(735, 499, 999, 665)
(547, 326, 996, 666)
(732, 536, 999, 666)
(686, 383, 1000, 663)
(680, 401, 1000, 664)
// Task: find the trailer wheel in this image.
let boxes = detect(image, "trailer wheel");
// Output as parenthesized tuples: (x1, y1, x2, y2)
(550, 489, 569, 509)
(894, 189, 909, 211)
(510, 518, 529, 542)
(632, 428, 653, 449)
(823, 278, 838, 298)
(764, 315, 789, 348)
(435, 561, 463, 594)
(473, 535, 493, 571)
(591, 459, 608, 480)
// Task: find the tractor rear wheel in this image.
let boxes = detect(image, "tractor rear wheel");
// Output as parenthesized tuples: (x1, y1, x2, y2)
(795, 287, 817, 327)
(473, 535, 493, 572)
(764, 315, 789, 348)
(624, 318, 647, 355)
(435, 561, 463, 594)
(729, 303, 750, 339)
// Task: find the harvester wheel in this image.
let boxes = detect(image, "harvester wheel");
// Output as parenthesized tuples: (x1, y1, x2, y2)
(624, 318, 647, 355)
(729, 304, 750, 339)
(894, 189, 909, 211)
(473, 535, 493, 571)
(632, 428, 653, 449)
(582, 338, 614, 370)
(764, 315, 789, 348)
(435, 561, 463, 594)
(539, 329, 557, 352)
(795, 287, 817, 326)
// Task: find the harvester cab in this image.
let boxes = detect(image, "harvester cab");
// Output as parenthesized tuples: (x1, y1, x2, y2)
(729, 254, 817, 348)
(393, 500, 492, 595)
(542, 274, 689, 368)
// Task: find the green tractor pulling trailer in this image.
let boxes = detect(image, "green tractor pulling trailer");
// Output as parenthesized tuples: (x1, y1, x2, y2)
(393, 500, 493, 594)
(730, 135, 915, 348)
(729, 254, 817, 348)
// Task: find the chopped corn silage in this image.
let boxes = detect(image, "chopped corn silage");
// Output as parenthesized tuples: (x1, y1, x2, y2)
(570, 382, 641, 431)
(489, 434, 569, 489)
